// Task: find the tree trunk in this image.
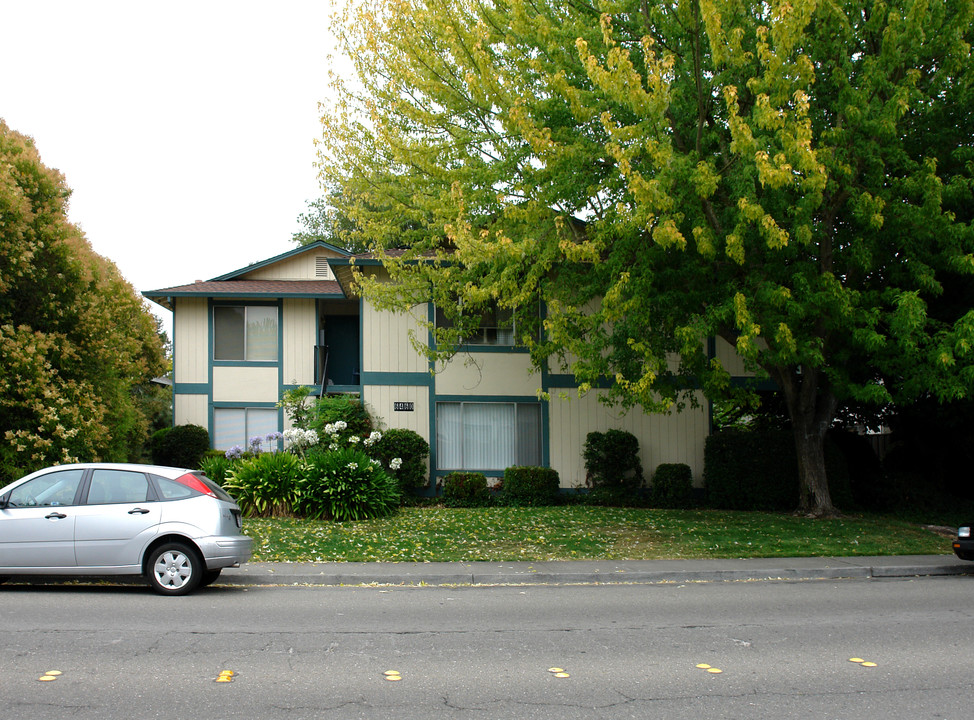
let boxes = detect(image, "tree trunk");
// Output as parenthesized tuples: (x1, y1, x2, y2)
(772, 365, 840, 518)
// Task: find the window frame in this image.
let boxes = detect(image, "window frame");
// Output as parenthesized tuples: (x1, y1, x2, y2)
(435, 401, 543, 471)
(212, 406, 280, 451)
(212, 303, 280, 363)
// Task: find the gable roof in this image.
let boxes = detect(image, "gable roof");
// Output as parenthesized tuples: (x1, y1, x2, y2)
(209, 240, 351, 281)
(143, 241, 353, 310)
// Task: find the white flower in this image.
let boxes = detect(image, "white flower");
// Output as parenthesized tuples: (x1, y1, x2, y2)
(390, 457, 403, 470)
(363, 431, 382, 447)
(349, 435, 360, 444)
(346, 462, 358, 470)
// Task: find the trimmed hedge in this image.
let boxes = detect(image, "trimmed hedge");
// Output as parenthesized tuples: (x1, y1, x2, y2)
(583, 429, 644, 490)
(649, 463, 694, 509)
(151, 424, 210, 469)
(500, 466, 561, 506)
(442, 472, 491, 507)
(705, 429, 853, 511)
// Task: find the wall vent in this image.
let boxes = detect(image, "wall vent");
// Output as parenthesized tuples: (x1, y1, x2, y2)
(315, 257, 331, 278)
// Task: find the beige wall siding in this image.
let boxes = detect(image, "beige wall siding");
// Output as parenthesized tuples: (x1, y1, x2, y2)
(548, 391, 709, 488)
(364, 385, 431, 441)
(240, 252, 340, 280)
(174, 298, 208, 384)
(212, 367, 280, 403)
(362, 302, 428, 374)
(283, 298, 316, 384)
(714, 337, 760, 377)
(175, 394, 208, 427)
(435, 353, 540, 397)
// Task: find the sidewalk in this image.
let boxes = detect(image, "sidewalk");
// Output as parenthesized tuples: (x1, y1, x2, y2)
(220, 555, 974, 587)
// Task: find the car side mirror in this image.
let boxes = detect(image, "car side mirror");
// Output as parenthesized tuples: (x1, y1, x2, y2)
(0, 494, 8, 509)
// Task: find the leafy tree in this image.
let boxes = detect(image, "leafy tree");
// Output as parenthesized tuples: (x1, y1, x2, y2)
(317, 0, 974, 516)
(0, 120, 167, 481)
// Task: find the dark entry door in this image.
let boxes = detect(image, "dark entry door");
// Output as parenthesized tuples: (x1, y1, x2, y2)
(323, 315, 360, 386)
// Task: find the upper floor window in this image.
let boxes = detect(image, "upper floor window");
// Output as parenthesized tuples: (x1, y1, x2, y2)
(435, 304, 515, 346)
(214, 305, 278, 361)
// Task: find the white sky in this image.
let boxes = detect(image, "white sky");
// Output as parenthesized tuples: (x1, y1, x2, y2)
(1, 0, 344, 335)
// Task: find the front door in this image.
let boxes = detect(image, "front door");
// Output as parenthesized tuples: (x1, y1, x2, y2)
(323, 315, 360, 386)
(0, 468, 85, 569)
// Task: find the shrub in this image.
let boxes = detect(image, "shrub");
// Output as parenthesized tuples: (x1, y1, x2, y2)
(307, 395, 374, 442)
(153, 424, 210, 469)
(442, 472, 491, 507)
(199, 454, 232, 485)
(705, 429, 853, 511)
(223, 451, 302, 517)
(149, 427, 172, 465)
(298, 447, 400, 521)
(583, 430, 644, 490)
(649, 463, 694, 508)
(372, 429, 430, 491)
(500, 466, 561, 506)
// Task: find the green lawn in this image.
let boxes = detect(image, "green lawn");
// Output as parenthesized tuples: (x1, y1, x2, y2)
(243, 506, 955, 563)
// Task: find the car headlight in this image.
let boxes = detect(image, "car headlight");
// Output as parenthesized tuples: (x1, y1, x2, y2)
(959, 526, 971, 538)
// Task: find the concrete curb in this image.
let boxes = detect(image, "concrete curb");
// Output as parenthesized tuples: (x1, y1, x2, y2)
(220, 555, 974, 587)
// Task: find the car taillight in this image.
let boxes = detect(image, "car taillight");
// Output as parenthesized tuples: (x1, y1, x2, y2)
(175, 473, 217, 498)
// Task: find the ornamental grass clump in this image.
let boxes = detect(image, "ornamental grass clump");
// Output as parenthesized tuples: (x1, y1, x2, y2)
(223, 450, 303, 517)
(298, 447, 400, 521)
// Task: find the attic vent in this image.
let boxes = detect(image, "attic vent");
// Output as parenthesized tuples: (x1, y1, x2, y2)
(315, 256, 331, 278)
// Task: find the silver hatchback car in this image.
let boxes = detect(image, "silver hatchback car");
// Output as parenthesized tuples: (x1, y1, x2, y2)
(0, 463, 252, 595)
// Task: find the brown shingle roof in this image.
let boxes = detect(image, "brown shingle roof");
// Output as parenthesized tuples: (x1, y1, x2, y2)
(143, 279, 345, 309)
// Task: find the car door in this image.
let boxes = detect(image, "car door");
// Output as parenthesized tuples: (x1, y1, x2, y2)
(0, 468, 85, 570)
(73, 469, 162, 569)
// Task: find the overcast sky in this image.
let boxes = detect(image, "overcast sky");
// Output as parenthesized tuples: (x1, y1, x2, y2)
(1, 1, 343, 333)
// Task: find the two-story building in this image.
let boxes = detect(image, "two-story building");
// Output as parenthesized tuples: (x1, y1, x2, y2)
(144, 241, 745, 489)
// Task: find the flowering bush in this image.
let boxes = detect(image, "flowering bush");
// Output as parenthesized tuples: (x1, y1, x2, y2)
(371, 429, 430, 490)
(283, 427, 319, 456)
(297, 447, 400, 521)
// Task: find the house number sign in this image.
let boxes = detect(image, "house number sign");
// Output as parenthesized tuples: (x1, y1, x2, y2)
(394, 402, 415, 412)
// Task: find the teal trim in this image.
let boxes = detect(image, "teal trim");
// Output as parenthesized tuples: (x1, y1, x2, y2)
(154, 290, 346, 300)
(360, 372, 432, 386)
(435, 394, 543, 403)
(174, 383, 209, 394)
(213, 360, 278, 368)
(209, 240, 351, 281)
(211, 401, 279, 409)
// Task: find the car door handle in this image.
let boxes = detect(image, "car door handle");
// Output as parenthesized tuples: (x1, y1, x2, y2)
(128, 508, 150, 515)
(45, 512, 67, 519)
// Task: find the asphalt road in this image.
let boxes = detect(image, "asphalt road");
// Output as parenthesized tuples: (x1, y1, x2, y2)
(2, 576, 972, 719)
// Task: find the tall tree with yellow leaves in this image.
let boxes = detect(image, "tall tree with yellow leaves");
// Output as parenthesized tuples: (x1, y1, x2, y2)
(317, 0, 974, 516)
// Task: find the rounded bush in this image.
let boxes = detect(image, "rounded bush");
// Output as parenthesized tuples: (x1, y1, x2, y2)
(499, 466, 560, 506)
(154, 424, 210, 469)
(372, 429, 430, 491)
(583, 430, 644, 490)
(223, 451, 302, 517)
(442, 472, 491, 507)
(649, 463, 694, 508)
(298, 447, 400, 521)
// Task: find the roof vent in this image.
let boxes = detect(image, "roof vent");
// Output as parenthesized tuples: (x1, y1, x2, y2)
(315, 257, 331, 278)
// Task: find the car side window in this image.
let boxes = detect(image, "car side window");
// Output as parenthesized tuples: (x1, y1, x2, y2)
(152, 475, 197, 500)
(87, 470, 151, 505)
(7, 469, 85, 508)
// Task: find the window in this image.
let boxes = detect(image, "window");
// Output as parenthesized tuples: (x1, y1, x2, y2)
(214, 305, 278, 361)
(7, 469, 85, 507)
(436, 402, 542, 470)
(435, 305, 515, 346)
(87, 470, 151, 504)
(213, 407, 279, 450)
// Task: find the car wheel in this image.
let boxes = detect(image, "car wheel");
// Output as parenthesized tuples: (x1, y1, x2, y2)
(146, 542, 203, 596)
(200, 568, 222, 587)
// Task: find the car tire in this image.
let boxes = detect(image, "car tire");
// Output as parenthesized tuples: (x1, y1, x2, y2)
(146, 542, 203, 596)
(954, 549, 974, 562)
(200, 568, 222, 587)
